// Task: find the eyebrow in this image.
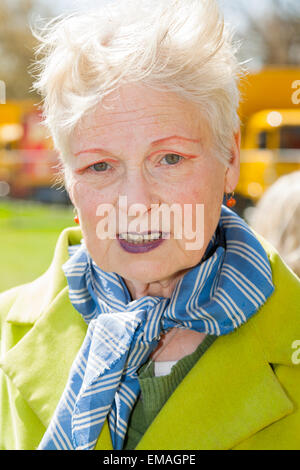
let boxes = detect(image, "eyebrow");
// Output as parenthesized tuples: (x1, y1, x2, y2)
(74, 148, 106, 157)
(151, 135, 201, 146)
(74, 135, 200, 156)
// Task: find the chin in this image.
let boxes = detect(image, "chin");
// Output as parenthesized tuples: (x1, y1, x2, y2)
(118, 262, 174, 285)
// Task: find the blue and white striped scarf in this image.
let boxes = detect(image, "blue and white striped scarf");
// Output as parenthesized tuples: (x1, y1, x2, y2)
(38, 206, 274, 450)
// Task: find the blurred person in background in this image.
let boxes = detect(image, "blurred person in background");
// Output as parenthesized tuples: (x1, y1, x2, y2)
(250, 171, 300, 278)
(0, 0, 300, 451)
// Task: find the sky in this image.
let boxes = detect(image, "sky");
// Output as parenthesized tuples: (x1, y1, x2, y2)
(35, 0, 277, 35)
(38, 0, 266, 21)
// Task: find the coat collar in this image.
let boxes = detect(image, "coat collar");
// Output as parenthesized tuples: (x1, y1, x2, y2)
(6, 227, 82, 324)
(0, 228, 297, 450)
(136, 319, 294, 450)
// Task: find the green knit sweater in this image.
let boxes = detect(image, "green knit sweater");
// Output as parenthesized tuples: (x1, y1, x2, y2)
(123, 334, 217, 449)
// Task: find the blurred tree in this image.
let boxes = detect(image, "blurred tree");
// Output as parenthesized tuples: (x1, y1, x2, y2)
(0, 0, 52, 100)
(228, 0, 300, 67)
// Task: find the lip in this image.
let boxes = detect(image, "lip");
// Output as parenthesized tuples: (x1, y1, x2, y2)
(117, 233, 167, 254)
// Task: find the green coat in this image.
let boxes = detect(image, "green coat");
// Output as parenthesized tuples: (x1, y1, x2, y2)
(0, 227, 300, 450)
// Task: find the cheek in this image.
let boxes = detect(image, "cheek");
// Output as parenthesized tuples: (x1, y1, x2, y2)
(71, 180, 116, 222)
(175, 166, 225, 242)
(72, 182, 99, 221)
(176, 171, 224, 206)
(71, 181, 116, 260)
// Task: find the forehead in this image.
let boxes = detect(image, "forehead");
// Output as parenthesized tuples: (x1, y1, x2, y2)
(71, 84, 206, 153)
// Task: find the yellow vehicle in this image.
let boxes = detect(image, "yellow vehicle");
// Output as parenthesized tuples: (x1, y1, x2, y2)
(237, 68, 300, 203)
(0, 101, 26, 195)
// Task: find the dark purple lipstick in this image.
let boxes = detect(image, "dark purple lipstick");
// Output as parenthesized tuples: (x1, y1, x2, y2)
(117, 232, 167, 254)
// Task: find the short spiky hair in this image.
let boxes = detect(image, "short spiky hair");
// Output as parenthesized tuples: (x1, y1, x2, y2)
(32, 0, 243, 167)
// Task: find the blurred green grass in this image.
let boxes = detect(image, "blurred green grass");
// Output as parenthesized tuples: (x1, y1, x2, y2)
(0, 199, 74, 293)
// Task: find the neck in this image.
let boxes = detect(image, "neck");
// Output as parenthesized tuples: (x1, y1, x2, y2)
(151, 328, 207, 362)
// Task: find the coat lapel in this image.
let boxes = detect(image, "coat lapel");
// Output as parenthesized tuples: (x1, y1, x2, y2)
(136, 318, 294, 450)
(0, 226, 113, 450)
(0, 285, 113, 449)
(5, 227, 82, 325)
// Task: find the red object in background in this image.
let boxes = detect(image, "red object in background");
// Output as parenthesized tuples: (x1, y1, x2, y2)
(19, 111, 56, 181)
(20, 111, 47, 150)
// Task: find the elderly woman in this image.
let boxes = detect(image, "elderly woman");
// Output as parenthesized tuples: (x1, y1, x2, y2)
(1, 0, 300, 451)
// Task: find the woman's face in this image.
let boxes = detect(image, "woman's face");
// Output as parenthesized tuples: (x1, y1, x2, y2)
(68, 84, 239, 285)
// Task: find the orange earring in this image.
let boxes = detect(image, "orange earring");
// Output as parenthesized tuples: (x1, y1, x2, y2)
(74, 215, 80, 224)
(226, 192, 236, 208)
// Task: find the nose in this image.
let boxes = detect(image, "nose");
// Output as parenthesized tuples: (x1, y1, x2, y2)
(118, 170, 160, 232)
(119, 169, 159, 211)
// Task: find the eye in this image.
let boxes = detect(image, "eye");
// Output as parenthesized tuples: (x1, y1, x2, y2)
(90, 161, 111, 172)
(160, 153, 183, 165)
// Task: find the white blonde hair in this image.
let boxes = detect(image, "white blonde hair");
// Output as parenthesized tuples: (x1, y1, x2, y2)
(32, 0, 243, 168)
(250, 171, 300, 278)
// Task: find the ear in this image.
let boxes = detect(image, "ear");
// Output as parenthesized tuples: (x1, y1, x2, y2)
(224, 129, 240, 194)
